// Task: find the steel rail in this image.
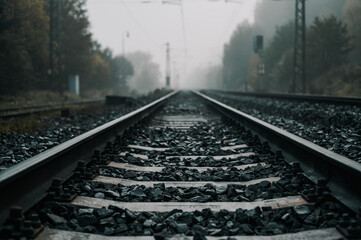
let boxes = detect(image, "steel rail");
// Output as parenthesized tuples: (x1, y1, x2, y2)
(0, 91, 178, 224)
(0, 99, 105, 119)
(0, 107, 68, 119)
(0, 99, 104, 113)
(195, 90, 361, 213)
(208, 90, 361, 106)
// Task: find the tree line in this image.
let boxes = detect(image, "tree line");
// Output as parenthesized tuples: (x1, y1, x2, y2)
(222, 0, 361, 96)
(0, 0, 134, 95)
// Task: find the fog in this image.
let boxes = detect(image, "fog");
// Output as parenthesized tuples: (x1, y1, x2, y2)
(126, 51, 162, 94)
(253, 0, 345, 46)
(86, 0, 257, 89)
(86, 0, 348, 91)
(1, 0, 357, 97)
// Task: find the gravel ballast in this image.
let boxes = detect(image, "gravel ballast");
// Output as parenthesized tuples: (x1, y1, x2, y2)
(0, 91, 170, 171)
(203, 91, 361, 164)
(4, 92, 358, 239)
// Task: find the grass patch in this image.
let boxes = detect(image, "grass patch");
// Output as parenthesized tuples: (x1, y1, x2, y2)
(0, 90, 88, 109)
(0, 113, 50, 133)
(0, 102, 110, 133)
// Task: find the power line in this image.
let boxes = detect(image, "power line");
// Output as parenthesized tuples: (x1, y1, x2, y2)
(214, 4, 242, 49)
(179, 1, 188, 74)
(121, 0, 163, 48)
(179, 1, 187, 50)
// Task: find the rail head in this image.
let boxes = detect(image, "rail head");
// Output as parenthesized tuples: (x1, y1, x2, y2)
(0, 90, 178, 223)
(195, 90, 361, 213)
(0, 99, 105, 113)
(207, 90, 361, 106)
(0, 99, 106, 119)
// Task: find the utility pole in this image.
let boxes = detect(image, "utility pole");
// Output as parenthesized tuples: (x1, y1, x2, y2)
(165, 42, 170, 88)
(172, 61, 177, 89)
(292, 0, 306, 93)
(57, 0, 62, 94)
(253, 35, 264, 92)
(49, 0, 54, 80)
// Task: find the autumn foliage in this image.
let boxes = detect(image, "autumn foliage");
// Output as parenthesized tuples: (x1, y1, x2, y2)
(0, 0, 133, 95)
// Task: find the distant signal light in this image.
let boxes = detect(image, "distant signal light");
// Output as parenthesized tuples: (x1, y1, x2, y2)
(253, 35, 263, 54)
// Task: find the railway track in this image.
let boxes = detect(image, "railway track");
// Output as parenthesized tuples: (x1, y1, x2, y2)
(203, 90, 361, 164)
(211, 90, 361, 106)
(0, 91, 360, 239)
(0, 99, 104, 119)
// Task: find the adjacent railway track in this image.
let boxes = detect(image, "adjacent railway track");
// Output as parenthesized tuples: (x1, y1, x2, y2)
(0, 99, 104, 119)
(211, 90, 361, 106)
(0, 91, 360, 239)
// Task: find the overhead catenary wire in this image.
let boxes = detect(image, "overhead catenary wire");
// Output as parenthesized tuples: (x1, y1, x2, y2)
(214, 2, 242, 49)
(121, 0, 163, 48)
(179, 1, 187, 51)
(89, 0, 246, 54)
(179, 0, 188, 76)
(88, 0, 256, 74)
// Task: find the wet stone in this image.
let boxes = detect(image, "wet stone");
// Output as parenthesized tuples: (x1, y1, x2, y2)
(260, 180, 271, 188)
(131, 186, 147, 198)
(47, 213, 67, 226)
(124, 171, 137, 178)
(265, 222, 283, 234)
(175, 223, 189, 233)
(76, 214, 98, 227)
(177, 212, 192, 225)
(104, 190, 120, 198)
(104, 226, 115, 235)
(94, 192, 105, 199)
(78, 208, 94, 215)
(304, 211, 318, 225)
(154, 183, 166, 190)
(94, 208, 114, 218)
(293, 205, 312, 219)
(117, 224, 129, 233)
(84, 225, 97, 233)
(245, 209, 257, 218)
(193, 232, 207, 240)
(151, 188, 163, 199)
(208, 228, 222, 236)
(99, 217, 115, 226)
(226, 221, 234, 228)
(125, 209, 136, 221)
(193, 215, 204, 223)
(215, 185, 227, 194)
(239, 224, 254, 234)
(143, 219, 156, 228)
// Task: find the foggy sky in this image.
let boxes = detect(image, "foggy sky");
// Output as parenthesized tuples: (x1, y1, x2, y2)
(86, 0, 345, 89)
(86, 0, 256, 88)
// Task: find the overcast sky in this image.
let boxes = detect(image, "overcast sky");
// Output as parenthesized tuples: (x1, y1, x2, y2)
(86, 0, 258, 88)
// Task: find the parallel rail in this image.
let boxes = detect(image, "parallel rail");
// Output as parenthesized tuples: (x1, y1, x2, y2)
(196, 91, 361, 212)
(208, 90, 361, 106)
(0, 99, 105, 119)
(0, 91, 177, 223)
